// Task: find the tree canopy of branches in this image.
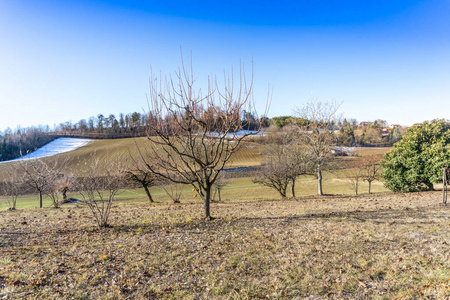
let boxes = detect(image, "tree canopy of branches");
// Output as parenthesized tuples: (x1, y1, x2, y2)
(125, 153, 160, 203)
(381, 119, 450, 192)
(362, 155, 381, 194)
(20, 156, 69, 208)
(142, 57, 266, 219)
(294, 99, 341, 195)
(253, 142, 311, 198)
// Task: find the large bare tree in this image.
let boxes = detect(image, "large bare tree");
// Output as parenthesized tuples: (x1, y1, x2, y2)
(294, 99, 341, 195)
(141, 57, 267, 219)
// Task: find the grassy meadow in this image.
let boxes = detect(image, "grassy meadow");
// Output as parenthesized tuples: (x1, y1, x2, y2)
(1, 140, 449, 299)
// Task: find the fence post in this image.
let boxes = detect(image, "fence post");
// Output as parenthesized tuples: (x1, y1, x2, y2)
(443, 167, 447, 205)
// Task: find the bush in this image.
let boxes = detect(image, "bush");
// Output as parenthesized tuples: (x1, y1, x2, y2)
(381, 119, 450, 192)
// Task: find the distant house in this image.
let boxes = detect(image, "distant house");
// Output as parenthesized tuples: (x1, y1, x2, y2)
(381, 127, 392, 138)
(359, 121, 371, 127)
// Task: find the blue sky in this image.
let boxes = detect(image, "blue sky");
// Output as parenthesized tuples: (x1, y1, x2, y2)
(1, 0, 450, 132)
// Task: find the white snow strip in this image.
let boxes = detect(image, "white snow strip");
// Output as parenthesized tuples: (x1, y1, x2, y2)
(4, 138, 92, 162)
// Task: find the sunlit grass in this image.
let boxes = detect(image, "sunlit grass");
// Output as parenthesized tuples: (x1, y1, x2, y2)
(0, 174, 389, 211)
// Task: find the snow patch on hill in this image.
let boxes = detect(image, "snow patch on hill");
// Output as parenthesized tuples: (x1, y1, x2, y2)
(5, 138, 92, 162)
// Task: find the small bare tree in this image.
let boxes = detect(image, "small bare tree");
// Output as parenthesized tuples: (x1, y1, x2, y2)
(253, 152, 292, 198)
(125, 153, 160, 203)
(20, 156, 70, 208)
(76, 156, 125, 228)
(341, 158, 365, 196)
(212, 173, 229, 201)
(0, 167, 23, 210)
(45, 175, 72, 208)
(294, 99, 341, 195)
(362, 154, 382, 194)
(254, 143, 310, 198)
(57, 177, 72, 203)
(141, 56, 268, 219)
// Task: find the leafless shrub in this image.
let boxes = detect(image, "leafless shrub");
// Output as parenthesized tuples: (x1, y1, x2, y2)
(161, 181, 184, 203)
(76, 156, 125, 228)
(0, 167, 23, 210)
(341, 154, 382, 195)
(212, 173, 229, 201)
(45, 176, 73, 208)
(341, 158, 365, 196)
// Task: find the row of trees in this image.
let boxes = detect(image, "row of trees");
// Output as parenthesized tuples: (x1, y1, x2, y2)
(3, 56, 445, 227)
(254, 100, 382, 197)
(270, 115, 404, 147)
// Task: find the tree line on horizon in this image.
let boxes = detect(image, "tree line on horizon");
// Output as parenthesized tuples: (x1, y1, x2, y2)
(0, 109, 404, 162)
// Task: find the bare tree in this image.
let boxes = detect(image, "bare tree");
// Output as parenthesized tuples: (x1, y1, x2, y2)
(341, 158, 365, 196)
(253, 142, 310, 198)
(253, 149, 291, 198)
(212, 172, 229, 201)
(57, 177, 72, 203)
(125, 154, 160, 203)
(362, 154, 382, 194)
(141, 56, 268, 219)
(20, 156, 69, 208)
(0, 167, 23, 210)
(44, 175, 73, 208)
(76, 156, 125, 228)
(294, 99, 341, 195)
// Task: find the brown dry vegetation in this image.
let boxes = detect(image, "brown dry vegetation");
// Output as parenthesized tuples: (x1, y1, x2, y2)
(1, 192, 449, 299)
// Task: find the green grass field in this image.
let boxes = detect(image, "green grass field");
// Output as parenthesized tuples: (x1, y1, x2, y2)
(0, 173, 388, 211)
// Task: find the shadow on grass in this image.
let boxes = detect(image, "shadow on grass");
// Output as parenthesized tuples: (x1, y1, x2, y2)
(239, 205, 450, 226)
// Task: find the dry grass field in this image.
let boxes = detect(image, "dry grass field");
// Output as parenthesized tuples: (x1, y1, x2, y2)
(2, 141, 449, 299)
(1, 191, 449, 299)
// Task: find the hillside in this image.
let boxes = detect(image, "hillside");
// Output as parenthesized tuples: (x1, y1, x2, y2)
(0, 137, 263, 179)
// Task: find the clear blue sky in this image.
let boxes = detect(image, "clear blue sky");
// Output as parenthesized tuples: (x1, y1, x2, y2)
(1, 0, 450, 132)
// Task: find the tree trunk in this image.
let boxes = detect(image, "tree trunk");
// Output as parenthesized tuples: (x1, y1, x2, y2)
(39, 190, 43, 208)
(204, 186, 211, 219)
(291, 178, 296, 198)
(368, 181, 372, 194)
(317, 169, 323, 196)
(354, 182, 358, 196)
(218, 189, 221, 202)
(143, 185, 154, 203)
